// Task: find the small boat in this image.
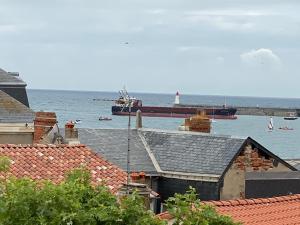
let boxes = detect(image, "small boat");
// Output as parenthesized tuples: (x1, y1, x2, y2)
(268, 117, 274, 131)
(74, 119, 82, 124)
(99, 116, 112, 121)
(284, 112, 298, 120)
(279, 126, 294, 131)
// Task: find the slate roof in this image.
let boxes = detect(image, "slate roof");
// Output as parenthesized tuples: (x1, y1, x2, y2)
(76, 128, 294, 179)
(0, 90, 35, 123)
(0, 68, 26, 86)
(159, 194, 300, 225)
(140, 129, 246, 175)
(78, 128, 157, 174)
(0, 144, 127, 193)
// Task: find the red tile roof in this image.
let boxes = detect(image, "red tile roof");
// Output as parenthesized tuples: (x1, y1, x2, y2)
(0, 144, 127, 192)
(208, 195, 300, 225)
(159, 195, 300, 224)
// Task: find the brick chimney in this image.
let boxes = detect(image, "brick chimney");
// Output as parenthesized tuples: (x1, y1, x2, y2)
(34, 112, 57, 143)
(64, 122, 80, 145)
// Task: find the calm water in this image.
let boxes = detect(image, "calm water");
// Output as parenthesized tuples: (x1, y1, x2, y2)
(28, 89, 300, 159)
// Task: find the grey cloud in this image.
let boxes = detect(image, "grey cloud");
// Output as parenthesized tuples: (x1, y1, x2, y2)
(0, 0, 300, 97)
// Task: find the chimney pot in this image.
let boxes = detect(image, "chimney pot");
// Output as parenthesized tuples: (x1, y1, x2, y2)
(64, 122, 80, 145)
(136, 110, 142, 129)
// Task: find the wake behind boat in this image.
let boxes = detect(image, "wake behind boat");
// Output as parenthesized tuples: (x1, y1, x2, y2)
(111, 89, 237, 119)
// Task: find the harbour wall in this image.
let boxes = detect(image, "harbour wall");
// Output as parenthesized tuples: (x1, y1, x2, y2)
(236, 106, 299, 117)
(175, 104, 300, 117)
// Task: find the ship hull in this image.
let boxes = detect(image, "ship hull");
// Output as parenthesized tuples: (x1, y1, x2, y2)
(112, 106, 237, 119)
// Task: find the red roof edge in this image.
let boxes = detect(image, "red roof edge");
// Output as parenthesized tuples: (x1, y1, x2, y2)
(205, 194, 300, 207)
(158, 194, 300, 221)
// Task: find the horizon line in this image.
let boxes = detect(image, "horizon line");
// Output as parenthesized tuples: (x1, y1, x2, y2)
(27, 88, 300, 100)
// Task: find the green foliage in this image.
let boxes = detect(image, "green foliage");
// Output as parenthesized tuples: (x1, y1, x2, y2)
(0, 168, 239, 225)
(165, 187, 241, 225)
(0, 168, 164, 225)
(0, 157, 11, 172)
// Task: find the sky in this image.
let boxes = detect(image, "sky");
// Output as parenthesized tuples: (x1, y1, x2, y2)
(1, 0, 300, 97)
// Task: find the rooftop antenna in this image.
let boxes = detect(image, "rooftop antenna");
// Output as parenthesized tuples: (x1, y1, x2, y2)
(126, 95, 132, 194)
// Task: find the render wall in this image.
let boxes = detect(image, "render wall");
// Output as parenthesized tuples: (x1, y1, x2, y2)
(220, 144, 291, 200)
(0, 132, 33, 144)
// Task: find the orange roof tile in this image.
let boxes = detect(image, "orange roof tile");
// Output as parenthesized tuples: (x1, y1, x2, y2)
(158, 195, 300, 225)
(207, 195, 300, 225)
(0, 144, 127, 193)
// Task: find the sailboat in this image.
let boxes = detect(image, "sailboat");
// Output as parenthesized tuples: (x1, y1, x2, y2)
(268, 117, 274, 131)
(210, 107, 217, 123)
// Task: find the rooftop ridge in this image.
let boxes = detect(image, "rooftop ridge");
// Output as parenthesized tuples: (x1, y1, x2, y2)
(77, 128, 132, 131)
(205, 194, 300, 207)
(139, 128, 247, 140)
(77, 127, 247, 140)
(0, 144, 87, 148)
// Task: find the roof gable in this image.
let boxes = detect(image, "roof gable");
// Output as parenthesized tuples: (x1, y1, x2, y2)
(246, 137, 297, 171)
(0, 144, 127, 192)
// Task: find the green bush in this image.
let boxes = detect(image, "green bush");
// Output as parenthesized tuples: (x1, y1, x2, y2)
(0, 158, 239, 225)
(0, 167, 163, 225)
(165, 187, 241, 225)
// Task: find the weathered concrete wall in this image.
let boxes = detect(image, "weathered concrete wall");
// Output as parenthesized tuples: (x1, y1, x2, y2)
(220, 145, 291, 200)
(0, 123, 34, 144)
(236, 107, 298, 117)
(175, 104, 299, 117)
(0, 132, 33, 144)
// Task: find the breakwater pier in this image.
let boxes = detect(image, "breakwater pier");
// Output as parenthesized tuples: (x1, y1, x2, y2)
(235, 106, 299, 117)
(174, 104, 300, 117)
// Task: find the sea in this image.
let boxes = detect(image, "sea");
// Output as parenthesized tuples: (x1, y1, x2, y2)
(28, 89, 300, 159)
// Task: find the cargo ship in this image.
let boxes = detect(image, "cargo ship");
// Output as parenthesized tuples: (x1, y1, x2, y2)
(111, 89, 237, 119)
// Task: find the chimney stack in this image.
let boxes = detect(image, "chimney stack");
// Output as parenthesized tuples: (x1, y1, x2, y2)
(136, 110, 142, 129)
(34, 112, 57, 143)
(64, 122, 80, 145)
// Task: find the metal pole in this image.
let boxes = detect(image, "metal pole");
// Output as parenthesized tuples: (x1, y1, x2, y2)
(127, 99, 131, 194)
